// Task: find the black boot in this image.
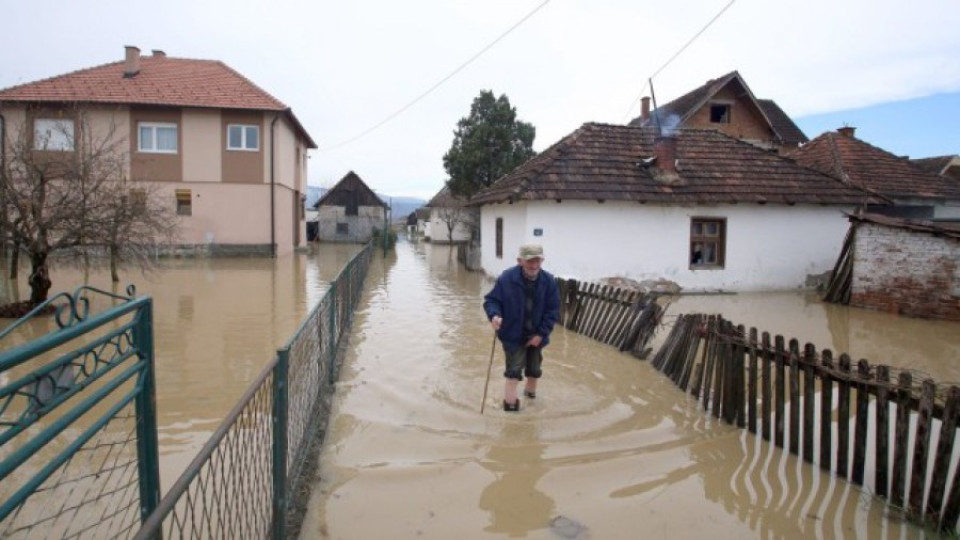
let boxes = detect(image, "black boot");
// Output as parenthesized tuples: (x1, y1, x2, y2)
(503, 400, 520, 412)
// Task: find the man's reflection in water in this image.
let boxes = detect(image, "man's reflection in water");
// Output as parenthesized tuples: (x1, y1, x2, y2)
(479, 421, 555, 536)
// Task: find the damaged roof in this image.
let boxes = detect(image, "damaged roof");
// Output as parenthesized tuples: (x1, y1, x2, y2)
(469, 123, 878, 206)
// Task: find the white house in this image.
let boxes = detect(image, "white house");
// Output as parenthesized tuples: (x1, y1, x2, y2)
(424, 186, 474, 243)
(470, 123, 883, 292)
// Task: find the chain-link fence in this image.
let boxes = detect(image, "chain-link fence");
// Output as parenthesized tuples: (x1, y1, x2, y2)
(135, 241, 374, 538)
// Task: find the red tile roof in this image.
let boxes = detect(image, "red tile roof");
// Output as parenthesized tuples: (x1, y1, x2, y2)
(470, 123, 879, 206)
(791, 131, 960, 201)
(0, 52, 316, 147)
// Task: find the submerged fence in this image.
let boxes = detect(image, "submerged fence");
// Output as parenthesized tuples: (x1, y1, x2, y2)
(555, 278, 664, 356)
(0, 286, 159, 538)
(134, 240, 373, 538)
(652, 313, 960, 533)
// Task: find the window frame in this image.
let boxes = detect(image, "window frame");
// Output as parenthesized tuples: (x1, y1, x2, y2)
(336, 222, 349, 235)
(34, 118, 75, 151)
(175, 189, 192, 216)
(709, 102, 731, 124)
(139, 122, 179, 154)
(690, 217, 726, 269)
(226, 124, 260, 152)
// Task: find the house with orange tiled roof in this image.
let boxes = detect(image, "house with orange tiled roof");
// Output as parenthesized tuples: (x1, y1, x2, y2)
(0, 46, 316, 256)
(629, 71, 808, 154)
(470, 123, 884, 292)
(791, 127, 960, 221)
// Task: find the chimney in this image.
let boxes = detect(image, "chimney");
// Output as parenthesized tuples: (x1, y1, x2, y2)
(837, 126, 856, 138)
(641, 97, 651, 123)
(654, 135, 678, 174)
(151, 49, 166, 58)
(124, 45, 141, 78)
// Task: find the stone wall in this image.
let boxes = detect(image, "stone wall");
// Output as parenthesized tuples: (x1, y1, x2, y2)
(850, 222, 960, 320)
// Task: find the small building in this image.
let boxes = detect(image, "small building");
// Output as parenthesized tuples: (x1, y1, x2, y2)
(470, 123, 881, 292)
(313, 171, 388, 243)
(424, 186, 474, 243)
(827, 213, 960, 321)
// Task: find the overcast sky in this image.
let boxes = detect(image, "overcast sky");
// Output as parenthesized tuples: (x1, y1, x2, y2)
(3, 0, 959, 200)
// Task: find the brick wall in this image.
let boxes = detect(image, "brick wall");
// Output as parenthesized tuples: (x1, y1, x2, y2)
(850, 223, 960, 320)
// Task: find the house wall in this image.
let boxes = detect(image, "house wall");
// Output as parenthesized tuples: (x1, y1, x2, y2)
(685, 85, 773, 145)
(480, 200, 853, 291)
(0, 103, 308, 254)
(316, 205, 385, 243)
(850, 223, 960, 320)
(427, 208, 473, 243)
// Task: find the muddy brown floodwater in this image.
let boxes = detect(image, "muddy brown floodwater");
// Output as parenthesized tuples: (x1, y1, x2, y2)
(300, 239, 960, 539)
(3, 237, 958, 539)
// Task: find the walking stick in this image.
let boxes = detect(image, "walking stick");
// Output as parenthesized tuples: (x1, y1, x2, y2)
(480, 331, 497, 414)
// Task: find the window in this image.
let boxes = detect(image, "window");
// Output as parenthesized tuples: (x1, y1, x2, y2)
(709, 103, 731, 124)
(495, 218, 503, 258)
(336, 223, 349, 235)
(34, 118, 74, 151)
(139, 123, 178, 153)
(227, 124, 259, 151)
(690, 218, 725, 268)
(176, 189, 192, 216)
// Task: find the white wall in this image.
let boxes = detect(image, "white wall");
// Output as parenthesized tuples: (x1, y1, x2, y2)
(480, 200, 854, 291)
(428, 208, 472, 243)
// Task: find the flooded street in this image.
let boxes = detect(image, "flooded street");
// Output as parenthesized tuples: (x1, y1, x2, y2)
(300, 239, 960, 539)
(3, 238, 960, 538)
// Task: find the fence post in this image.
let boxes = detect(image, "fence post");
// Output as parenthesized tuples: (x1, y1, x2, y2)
(272, 349, 290, 540)
(133, 298, 161, 527)
(328, 282, 338, 384)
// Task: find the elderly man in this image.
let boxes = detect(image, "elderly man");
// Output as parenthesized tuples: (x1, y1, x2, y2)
(483, 244, 561, 412)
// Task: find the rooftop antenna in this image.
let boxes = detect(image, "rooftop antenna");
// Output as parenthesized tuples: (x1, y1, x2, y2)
(649, 78, 662, 137)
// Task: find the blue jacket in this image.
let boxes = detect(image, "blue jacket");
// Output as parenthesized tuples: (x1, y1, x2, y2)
(483, 265, 560, 351)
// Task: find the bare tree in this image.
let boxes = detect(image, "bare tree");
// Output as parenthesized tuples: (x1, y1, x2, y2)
(0, 109, 178, 314)
(436, 205, 476, 244)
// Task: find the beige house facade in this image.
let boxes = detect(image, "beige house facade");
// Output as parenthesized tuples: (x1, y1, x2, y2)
(0, 46, 316, 256)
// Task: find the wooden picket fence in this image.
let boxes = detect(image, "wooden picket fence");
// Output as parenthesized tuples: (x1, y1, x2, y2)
(652, 313, 960, 533)
(554, 278, 663, 357)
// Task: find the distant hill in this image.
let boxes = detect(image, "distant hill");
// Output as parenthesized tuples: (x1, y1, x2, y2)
(305, 185, 425, 222)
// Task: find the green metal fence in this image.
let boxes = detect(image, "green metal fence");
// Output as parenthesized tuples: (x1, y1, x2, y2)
(135, 240, 374, 539)
(0, 285, 160, 538)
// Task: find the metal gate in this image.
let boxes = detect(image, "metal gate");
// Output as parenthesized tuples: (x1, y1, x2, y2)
(0, 285, 159, 538)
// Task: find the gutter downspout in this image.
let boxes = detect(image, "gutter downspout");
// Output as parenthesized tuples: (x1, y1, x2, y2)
(270, 115, 279, 258)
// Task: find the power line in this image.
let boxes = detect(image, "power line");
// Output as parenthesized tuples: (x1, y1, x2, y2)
(322, 0, 551, 152)
(622, 0, 736, 123)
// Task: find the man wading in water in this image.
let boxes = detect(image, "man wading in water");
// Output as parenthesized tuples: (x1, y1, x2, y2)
(483, 244, 561, 412)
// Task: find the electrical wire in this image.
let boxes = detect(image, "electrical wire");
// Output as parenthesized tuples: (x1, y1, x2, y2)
(322, 0, 551, 152)
(622, 0, 736, 123)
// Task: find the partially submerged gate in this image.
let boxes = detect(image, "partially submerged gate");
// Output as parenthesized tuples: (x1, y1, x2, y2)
(0, 286, 159, 538)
